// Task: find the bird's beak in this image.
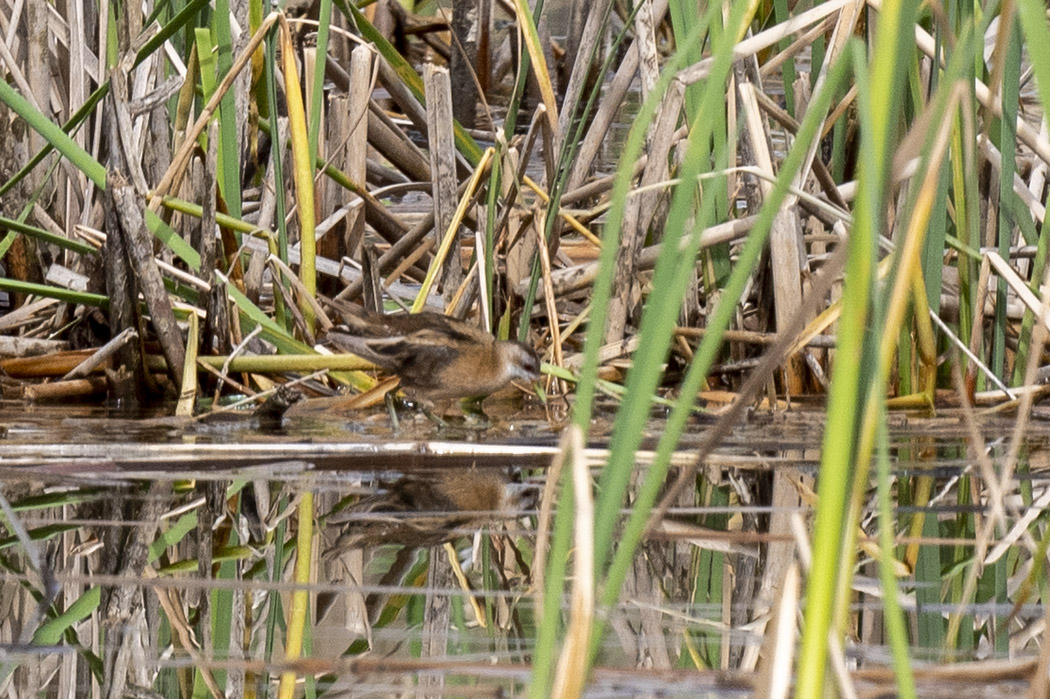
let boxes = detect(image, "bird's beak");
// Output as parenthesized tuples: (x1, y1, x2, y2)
(532, 367, 546, 404)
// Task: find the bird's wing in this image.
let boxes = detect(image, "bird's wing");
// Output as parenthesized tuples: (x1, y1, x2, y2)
(326, 331, 396, 366)
(426, 315, 493, 345)
(402, 328, 460, 347)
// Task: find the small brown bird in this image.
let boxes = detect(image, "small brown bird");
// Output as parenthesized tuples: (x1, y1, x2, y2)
(324, 310, 541, 405)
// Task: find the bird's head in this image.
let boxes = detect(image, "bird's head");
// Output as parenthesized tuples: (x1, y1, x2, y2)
(499, 341, 541, 383)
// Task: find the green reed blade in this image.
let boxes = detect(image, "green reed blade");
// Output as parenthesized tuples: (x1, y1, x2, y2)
(798, 0, 919, 686)
(875, 415, 917, 698)
(601, 35, 857, 662)
(0, 216, 96, 256)
(0, 279, 108, 307)
(213, 0, 242, 220)
(0, 81, 106, 189)
(991, 16, 1022, 379)
(309, 0, 333, 163)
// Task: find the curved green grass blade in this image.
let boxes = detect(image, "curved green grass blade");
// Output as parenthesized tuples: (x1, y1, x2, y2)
(0, 216, 97, 256)
(146, 209, 201, 271)
(213, 0, 242, 219)
(31, 587, 102, 646)
(797, 0, 920, 684)
(0, 81, 106, 189)
(0, 85, 107, 199)
(0, 279, 108, 307)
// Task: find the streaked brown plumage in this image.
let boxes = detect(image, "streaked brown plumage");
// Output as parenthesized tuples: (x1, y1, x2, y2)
(324, 310, 540, 404)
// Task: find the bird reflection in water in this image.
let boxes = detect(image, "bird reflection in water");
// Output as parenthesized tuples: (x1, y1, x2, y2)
(324, 468, 529, 550)
(319, 467, 534, 628)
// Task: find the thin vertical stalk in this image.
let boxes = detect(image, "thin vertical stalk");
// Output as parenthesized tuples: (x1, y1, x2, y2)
(308, 0, 332, 162)
(991, 13, 1021, 377)
(796, 3, 916, 684)
(591, 0, 756, 583)
(263, 30, 291, 330)
(277, 490, 314, 699)
(599, 42, 856, 656)
(279, 16, 317, 331)
(875, 413, 917, 698)
(213, 0, 242, 219)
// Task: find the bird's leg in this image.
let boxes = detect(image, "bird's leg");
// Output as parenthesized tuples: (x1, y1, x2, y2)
(458, 398, 491, 428)
(384, 391, 401, 433)
(398, 396, 449, 429)
(420, 404, 449, 429)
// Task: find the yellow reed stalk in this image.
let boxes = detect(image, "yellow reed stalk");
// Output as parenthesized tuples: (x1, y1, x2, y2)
(277, 489, 314, 699)
(411, 148, 495, 312)
(278, 16, 317, 333)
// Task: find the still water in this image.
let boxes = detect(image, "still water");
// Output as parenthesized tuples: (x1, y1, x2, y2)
(1, 400, 1047, 696)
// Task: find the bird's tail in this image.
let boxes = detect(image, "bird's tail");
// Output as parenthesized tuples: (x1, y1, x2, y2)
(320, 296, 386, 337)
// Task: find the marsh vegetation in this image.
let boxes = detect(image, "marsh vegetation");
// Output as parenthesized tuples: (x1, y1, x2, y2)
(3, 0, 1050, 696)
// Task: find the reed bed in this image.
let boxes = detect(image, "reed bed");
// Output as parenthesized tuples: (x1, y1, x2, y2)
(3, 0, 1050, 696)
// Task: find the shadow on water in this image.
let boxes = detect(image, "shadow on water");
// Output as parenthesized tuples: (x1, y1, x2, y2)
(1, 401, 1049, 696)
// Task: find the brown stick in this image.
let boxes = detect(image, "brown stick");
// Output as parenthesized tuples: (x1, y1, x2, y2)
(112, 177, 186, 388)
(424, 63, 465, 299)
(22, 377, 108, 401)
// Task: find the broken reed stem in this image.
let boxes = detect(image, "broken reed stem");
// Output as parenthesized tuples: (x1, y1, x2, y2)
(21, 377, 108, 400)
(150, 11, 282, 209)
(412, 148, 495, 312)
(424, 63, 464, 300)
(535, 218, 566, 394)
(61, 328, 137, 380)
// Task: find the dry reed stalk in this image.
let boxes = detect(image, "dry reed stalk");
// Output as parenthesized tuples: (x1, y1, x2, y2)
(0, 335, 68, 358)
(151, 12, 282, 209)
(21, 377, 108, 400)
(1, 349, 94, 377)
(550, 425, 593, 699)
(112, 178, 186, 387)
(604, 77, 681, 345)
(562, 0, 669, 194)
(520, 176, 601, 246)
(384, 236, 436, 288)
(424, 63, 465, 301)
(412, 148, 494, 311)
(348, 45, 374, 256)
(336, 209, 435, 300)
(0, 297, 58, 331)
(750, 88, 851, 210)
(367, 98, 432, 181)
(740, 81, 808, 393)
(268, 254, 335, 333)
(61, 328, 138, 380)
(420, 544, 453, 695)
(535, 218, 565, 393)
(517, 216, 756, 300)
